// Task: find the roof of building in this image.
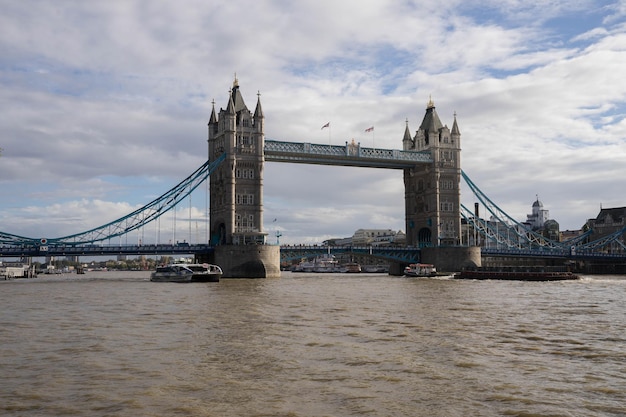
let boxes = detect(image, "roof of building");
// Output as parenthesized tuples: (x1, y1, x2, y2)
(595, 207, 626, 224)
(230, 83, 248, 114)
(419, 97, 444, 136)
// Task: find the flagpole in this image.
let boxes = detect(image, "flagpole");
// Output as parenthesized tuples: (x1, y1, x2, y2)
(322, 122, 331, 144)
(365, 126, 374, 148)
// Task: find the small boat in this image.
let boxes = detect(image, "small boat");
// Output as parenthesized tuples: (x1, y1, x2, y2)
(150, 262, 222, 283)
(404, 263, 437, 277)
(454, 269, 579, 281)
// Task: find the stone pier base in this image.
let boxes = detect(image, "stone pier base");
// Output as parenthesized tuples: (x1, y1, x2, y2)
(209, 245, 281, 278)
(420, 246, 481, 273)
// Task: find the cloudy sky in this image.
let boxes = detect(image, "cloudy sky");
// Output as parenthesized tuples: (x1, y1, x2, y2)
(1, 0, 625, 246)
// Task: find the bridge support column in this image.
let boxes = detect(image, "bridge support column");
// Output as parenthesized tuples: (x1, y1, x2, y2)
(421, 246, 481, 273)
(388, 262, 406, 276)
(211, 245, 281, 278)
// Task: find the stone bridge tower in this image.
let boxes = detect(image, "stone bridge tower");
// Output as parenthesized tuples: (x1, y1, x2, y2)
(206, 77, 279, 278)
(402, 98, 462, 247)
(208, 77, 266, 246)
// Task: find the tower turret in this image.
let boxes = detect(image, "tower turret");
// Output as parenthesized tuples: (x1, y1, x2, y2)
(402, 118, 413, 150)
(254, 91, 264, 132)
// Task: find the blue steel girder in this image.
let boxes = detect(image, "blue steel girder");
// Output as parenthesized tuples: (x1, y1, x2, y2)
(264, 139, 431, 169)
(577, 225, 626, 251)
(0, 230, 37, 246)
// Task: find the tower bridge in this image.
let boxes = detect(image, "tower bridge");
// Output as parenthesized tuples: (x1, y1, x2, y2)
(204, 78, 473, 276)
(2, 77, 625, 276)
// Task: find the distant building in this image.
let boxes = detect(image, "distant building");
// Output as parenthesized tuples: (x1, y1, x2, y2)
(526, 197, 550, 230)
(584, 207, 626, 251)
(352, 229, 402, 246)
(324, 237, 353, 246)
(543, 219, 560, 242)
(324, 229, 406, 247)
(560, 229, 583, 242)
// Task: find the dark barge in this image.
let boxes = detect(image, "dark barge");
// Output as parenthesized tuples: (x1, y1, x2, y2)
(454, 268, 579, 281)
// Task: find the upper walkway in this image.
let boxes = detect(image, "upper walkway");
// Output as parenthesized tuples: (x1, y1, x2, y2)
(264, 139, 431, 169)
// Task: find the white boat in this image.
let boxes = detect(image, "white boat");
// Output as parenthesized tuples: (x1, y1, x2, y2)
(184, 263, 222, 282)
(150, 264, 194, 282)
(313, 254, 339, 273)
(150, 263, 222, 282)
(403, 263, 437, 277)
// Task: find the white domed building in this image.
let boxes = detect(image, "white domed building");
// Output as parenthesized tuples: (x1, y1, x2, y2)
(526, 197, 550, 231)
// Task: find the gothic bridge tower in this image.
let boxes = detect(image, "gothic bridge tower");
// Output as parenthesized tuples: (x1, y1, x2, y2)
(206, 77, 279, 278)
(402, 98, 462, 247)
(208, 77, 265, 245)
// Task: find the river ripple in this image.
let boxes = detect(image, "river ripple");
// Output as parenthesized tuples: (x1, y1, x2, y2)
(1, 271, 625, 416)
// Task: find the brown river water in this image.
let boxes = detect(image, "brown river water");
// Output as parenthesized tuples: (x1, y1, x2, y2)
(1, 271, 625, 416)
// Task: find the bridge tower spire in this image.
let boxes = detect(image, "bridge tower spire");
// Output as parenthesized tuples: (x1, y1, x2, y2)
(403, 98, 462, 247)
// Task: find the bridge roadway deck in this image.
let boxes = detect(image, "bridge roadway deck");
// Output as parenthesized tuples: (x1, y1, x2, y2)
(264, 139, 431, 168)
(2, 243, 623, 263)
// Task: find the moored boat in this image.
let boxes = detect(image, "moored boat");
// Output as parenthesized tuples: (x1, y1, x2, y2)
(312, 254, 340, 273)
(292, 254, 342, 273)
(342, 262, 362, 273)
(404, 263, 437, 277)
